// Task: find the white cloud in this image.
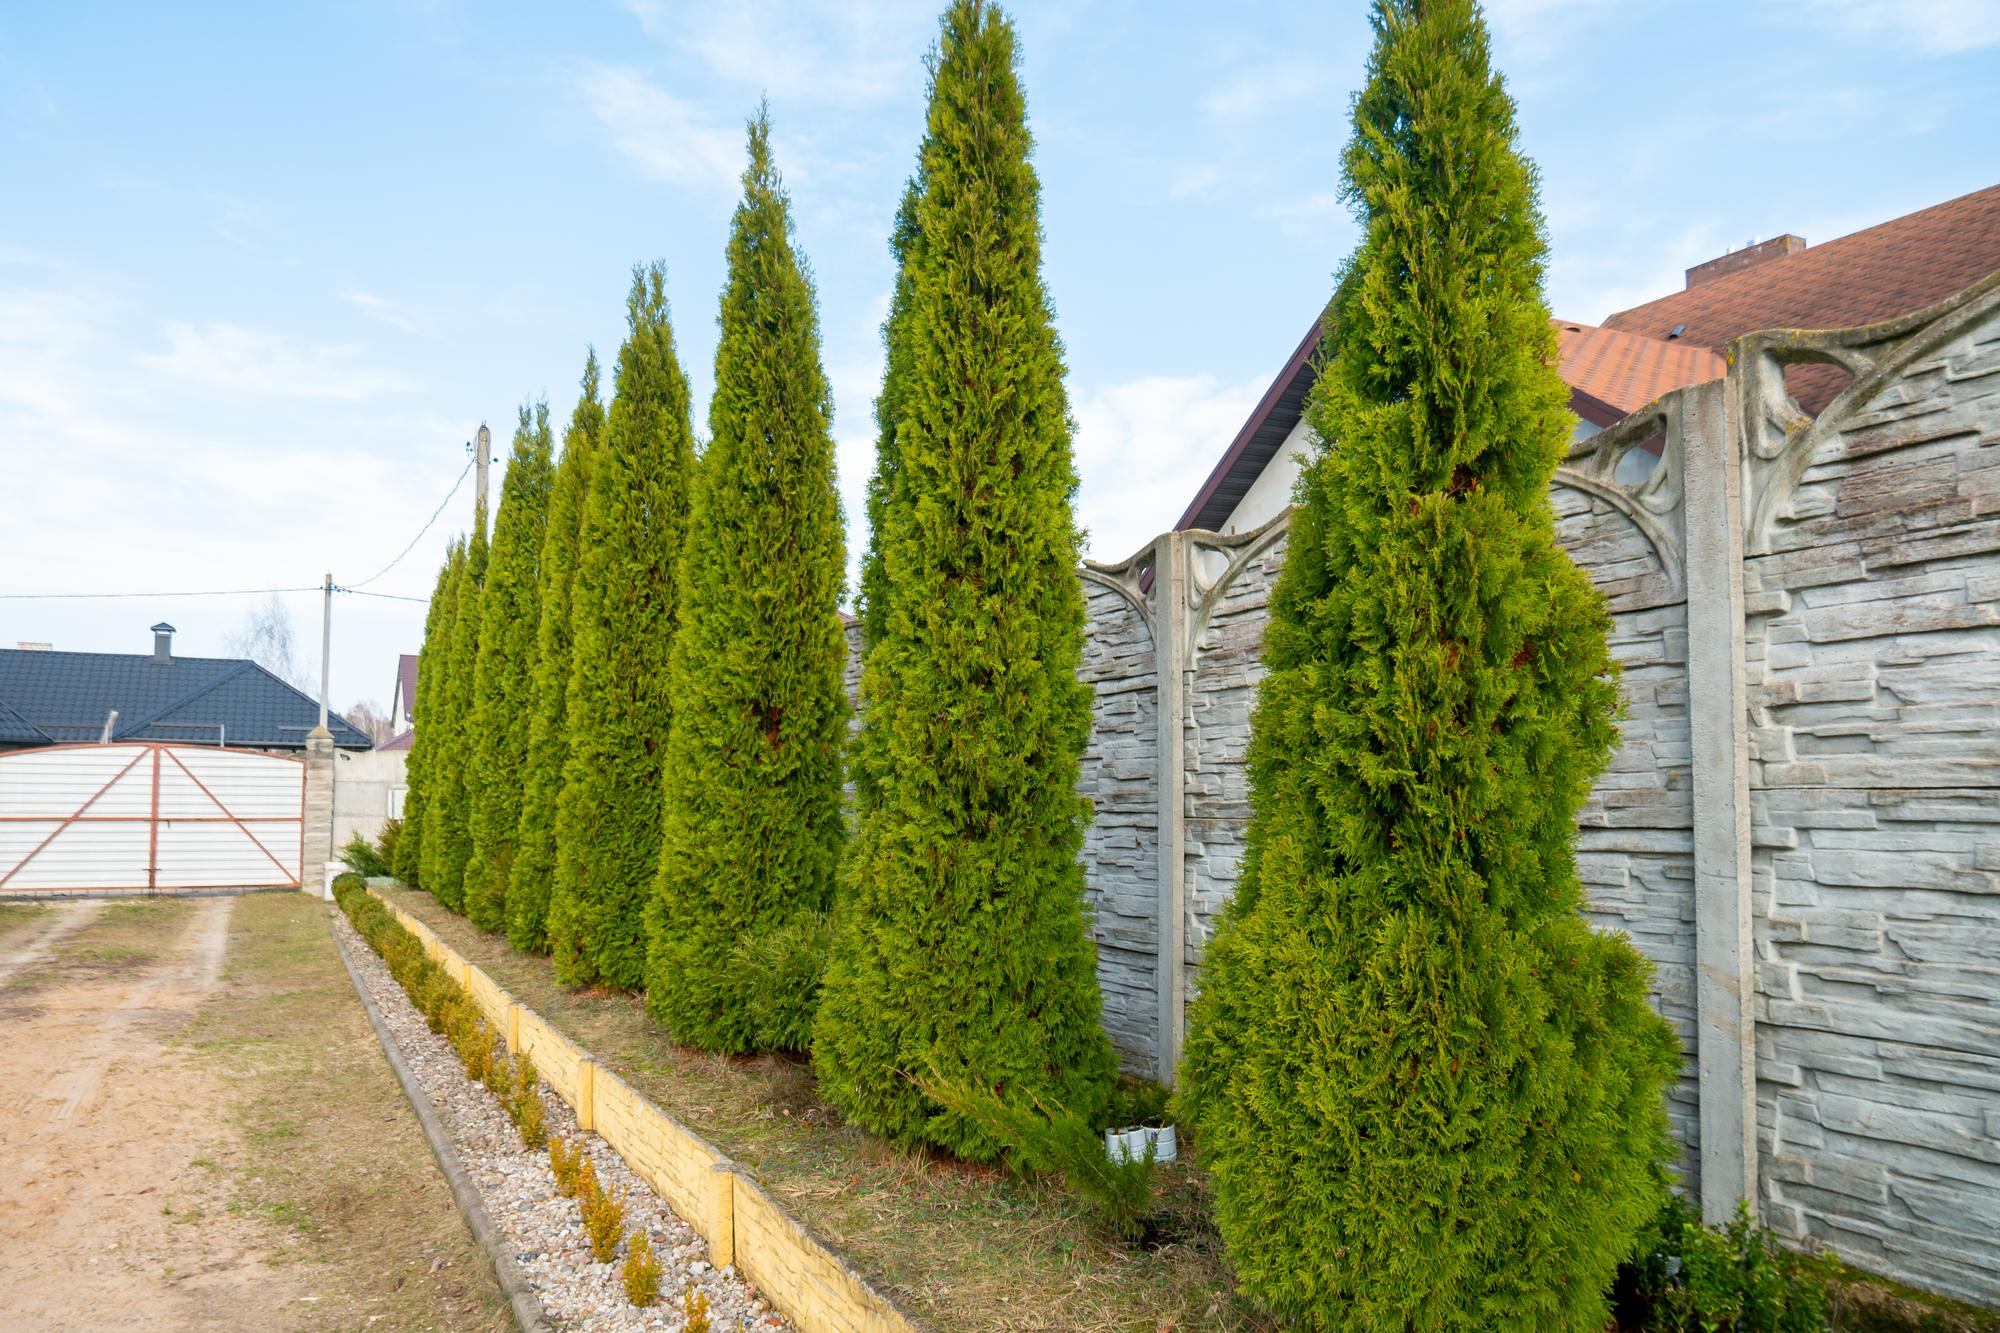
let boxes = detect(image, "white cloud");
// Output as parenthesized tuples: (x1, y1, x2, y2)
(1256, 189, 1347, 240)
(142, 322, 415, 400)
(1168, 164, 1226, 202)
(0, 278, 470, 707)
(631, 0, 929, 112)
(1480, 0, 1618, 63)
(573, 62, 740, 192)
(340, 290, 422, 335)
(1203, 59, 1329, 120)
(1813, 0, 2000, 53)
(1071, 373, 1268, 564)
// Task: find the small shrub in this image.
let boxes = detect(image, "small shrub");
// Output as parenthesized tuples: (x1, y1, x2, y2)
(339, 832, 390, 879)
(923, 1071, 1158, 1242)
(376, 818, 402, 876)
(1661, 1201, 1834, 1332)
(572, 1151, 600, 1210)
(1098, 1077, 1172, 1133)
(1623, 1197, 1835, 1333)
(731, 913, 832, 1052)
(622, 1228, 661, 1306)
(510, 1054, 547, 1150)
(581, 1174, 626, 1264)
(681, 1287, 711, 1333)
(548, 1137, 585, 1197)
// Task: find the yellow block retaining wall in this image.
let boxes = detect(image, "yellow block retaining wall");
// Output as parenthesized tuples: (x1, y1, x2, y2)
(371, 890, 920, 1333)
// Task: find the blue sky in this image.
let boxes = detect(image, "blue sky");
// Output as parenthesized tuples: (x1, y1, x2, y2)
(3, 0, 1997, 713)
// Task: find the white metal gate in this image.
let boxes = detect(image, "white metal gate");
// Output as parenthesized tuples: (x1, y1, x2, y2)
(0, 743, 304, 895)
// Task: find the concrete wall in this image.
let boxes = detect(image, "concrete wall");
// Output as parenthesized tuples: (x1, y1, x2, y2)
(333, 746, 407, 856)
(1061, 272, 2000, 1306)
(835, 272, 2000, 1304)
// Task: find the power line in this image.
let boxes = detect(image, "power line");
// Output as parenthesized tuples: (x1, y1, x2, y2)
(346, 454, 475, 589)
(0, 585, 320, 601)
(334, 587, 428, 603)
(2, 447, 474, 610)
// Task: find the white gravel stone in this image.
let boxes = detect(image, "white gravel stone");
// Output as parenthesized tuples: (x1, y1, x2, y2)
(335, 911, 789, 1331)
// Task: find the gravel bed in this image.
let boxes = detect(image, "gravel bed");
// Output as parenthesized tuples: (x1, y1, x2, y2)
(334, 910, 789, 1331)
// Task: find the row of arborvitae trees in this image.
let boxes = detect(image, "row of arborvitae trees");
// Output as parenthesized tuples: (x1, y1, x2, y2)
(395, 1, 1679, 1327)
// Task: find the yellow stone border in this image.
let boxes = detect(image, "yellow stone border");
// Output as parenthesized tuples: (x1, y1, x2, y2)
(369, 890, 923, 1333)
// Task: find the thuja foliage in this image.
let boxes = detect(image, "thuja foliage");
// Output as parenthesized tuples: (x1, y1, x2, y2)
(622, 1229, 662, 1308)
(509, 354, 604, 953)
(812, 0, 1115, 1158)
(645, 112, 848, 1053)
(395, 555, 456, 885)
(432, 509, 488, 913)
(333, 879, 550, 1154)
(1175, 3, 1679, 1328)
(466, 403, 554, 933)
(416, 541, 468, 899)
(849, 176, 921, 821)
(547, 265, 695, 988)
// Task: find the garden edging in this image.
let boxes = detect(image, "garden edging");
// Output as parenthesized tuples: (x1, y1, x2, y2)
(367, 887, 926, 1333)
(328, 904, 553, 1333)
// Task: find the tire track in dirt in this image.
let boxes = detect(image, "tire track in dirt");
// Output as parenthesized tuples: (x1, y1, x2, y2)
(0, 897, 316, 1331)
(0, 898, 105, 990)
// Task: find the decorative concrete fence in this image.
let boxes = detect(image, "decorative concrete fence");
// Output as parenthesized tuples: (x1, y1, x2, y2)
(372, 891, 921, 1333)
(1061, 272, 2000, 1305)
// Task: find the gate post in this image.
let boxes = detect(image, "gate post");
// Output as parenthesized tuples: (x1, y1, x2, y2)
(302, 726, 337, 896)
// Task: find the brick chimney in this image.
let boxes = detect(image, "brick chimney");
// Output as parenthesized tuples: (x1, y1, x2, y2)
(1686, 234, 1806, 288)
(151, 622, 175, 665)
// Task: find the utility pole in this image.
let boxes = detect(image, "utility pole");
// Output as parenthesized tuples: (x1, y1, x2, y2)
(473, 422, 491, 527)
(319, 572, 333, 732)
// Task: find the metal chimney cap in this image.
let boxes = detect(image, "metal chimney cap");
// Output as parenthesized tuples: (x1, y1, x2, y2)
(150, 621, 176, 633)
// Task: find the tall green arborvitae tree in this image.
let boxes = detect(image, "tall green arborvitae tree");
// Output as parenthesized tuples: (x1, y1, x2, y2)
(848, 177, 922, 819)
(425, 495, 488, 913)
(509, 354, 604, 953)
(1176, 4, 1678, 1328)
(856, 177, 921, 662)
(644, 112, 849, 1053)
(395, 551, 456, 885)
(546, 265, 695, 988)
(414, 541, 465, 892)
(812, 0, 1116, 1158)
(466, 403, 555, 932)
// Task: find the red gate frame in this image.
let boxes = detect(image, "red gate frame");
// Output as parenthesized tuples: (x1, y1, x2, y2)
(0, 742, 306, 894)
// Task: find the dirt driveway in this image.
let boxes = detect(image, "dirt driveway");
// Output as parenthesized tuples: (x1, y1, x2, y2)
(0, 894, 506, 1331)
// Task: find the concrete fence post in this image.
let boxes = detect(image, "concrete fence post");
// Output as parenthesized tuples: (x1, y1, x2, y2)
(301, 726, 337, 895)
(1155, 530, 1190, 1087)
(577, 1059, 596, 1132)
(1680, 377, 1758, 1222)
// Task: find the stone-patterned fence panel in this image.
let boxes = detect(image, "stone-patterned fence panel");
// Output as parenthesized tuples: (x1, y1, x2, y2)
(1734, 274, 2000, 1306)
(835, 271, 2000, 1307)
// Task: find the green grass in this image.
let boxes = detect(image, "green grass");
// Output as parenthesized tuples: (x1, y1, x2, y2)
(181, 893, 511, 1332)
(383, 883, 1271, 1333)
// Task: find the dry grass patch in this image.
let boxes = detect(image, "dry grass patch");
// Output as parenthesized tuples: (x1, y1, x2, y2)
(182, 892, 511, 1332)
(383, 884, 1272, 1333)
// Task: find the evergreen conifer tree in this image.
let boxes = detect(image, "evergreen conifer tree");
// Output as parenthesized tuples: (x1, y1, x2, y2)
(415, 541, 465, 893)
(466, 402, 555, 932)
(1176, 4, 1678, 1327)
(424, 499, 487, 913)
(644, 112, 848, 1052)
(509, 354, 604, 953)
(394, 551, 456, 885)
(848, 178, 922, 821)
(546, 266, 695, 987)
(811, 0, 1115, 1158)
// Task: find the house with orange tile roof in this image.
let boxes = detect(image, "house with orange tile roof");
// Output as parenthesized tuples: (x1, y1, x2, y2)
(1177, 182, 2000, 537)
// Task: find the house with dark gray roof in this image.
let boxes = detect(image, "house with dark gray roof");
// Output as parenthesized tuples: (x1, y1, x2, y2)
(0, 623, 373, 752)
